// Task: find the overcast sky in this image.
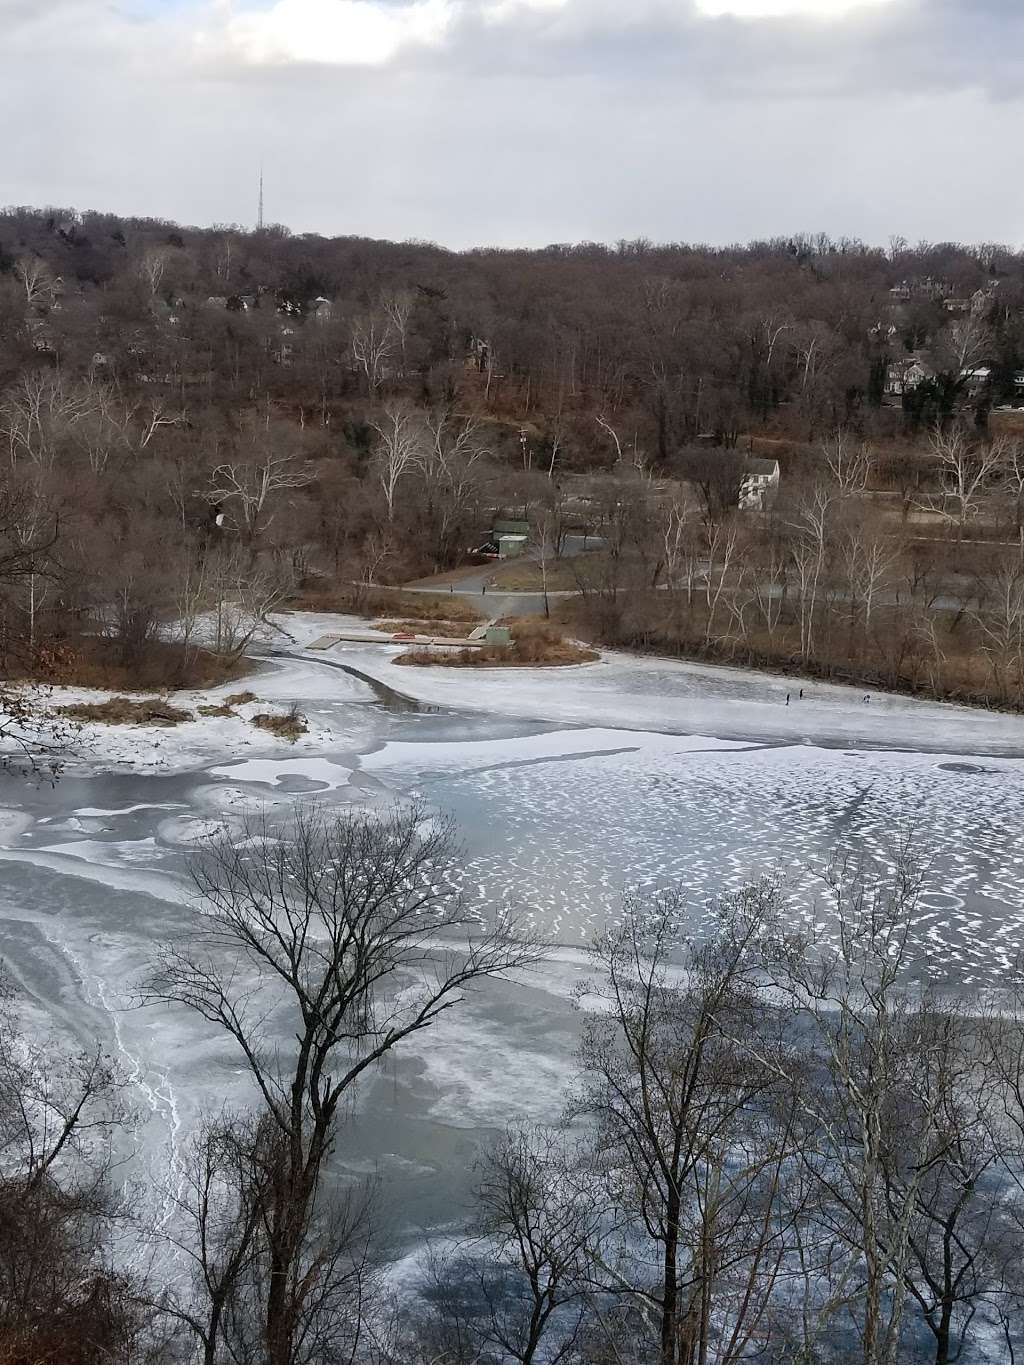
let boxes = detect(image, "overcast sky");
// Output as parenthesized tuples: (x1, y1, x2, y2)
(3, 0, 1022, 249)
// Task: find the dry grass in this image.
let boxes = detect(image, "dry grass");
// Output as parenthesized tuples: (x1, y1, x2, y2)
(373, 620, 473, 639)
(490, 554, 604, 592)
(29, 640, 252, 693)
(197, 703, 236, 718)
(224, 690, 258, 706)
(58, 697, 193, 726)
(394, 621, 597, 669)
(251, 706, 307, 741)
(291, 582, 482, 624)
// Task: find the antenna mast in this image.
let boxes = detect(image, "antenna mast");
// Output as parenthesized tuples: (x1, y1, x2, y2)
(258, 163, 264, 232)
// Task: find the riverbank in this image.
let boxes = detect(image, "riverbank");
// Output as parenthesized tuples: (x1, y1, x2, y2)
(276, 611, 1024, 758)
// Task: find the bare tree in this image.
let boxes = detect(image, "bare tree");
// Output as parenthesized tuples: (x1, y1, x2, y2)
(887, 1006, 1004, 1365)
(351, 312, 396, 391)
(206, 452, 313, 544)
(13, 256, 54, 311)
(207, 547, 295, 660)
(770, 844, 956, 1365)
(923, 425, 1002, 538)
(137, 247, 170, 299)
(144, 804, 541, 1365)
(570, 881, 792, 1365)
(822, 429, 872, 494)
(788, 484, 833, 664)
(0, 973, 140, 1364)
(970, 552, 1024, 704)
(155, 1113, 267, 1365)
(473, 1123, 597, 1365)
(371, 403, 426, 522)
(382, 291, 415, 374)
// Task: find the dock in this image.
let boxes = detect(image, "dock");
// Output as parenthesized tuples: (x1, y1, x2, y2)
(307, 630, 484, 652)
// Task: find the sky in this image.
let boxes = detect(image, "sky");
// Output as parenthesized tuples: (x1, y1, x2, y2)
(2, 0, 1022, 249)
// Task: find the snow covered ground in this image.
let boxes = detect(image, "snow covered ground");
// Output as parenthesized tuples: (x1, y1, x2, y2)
(5, 654, 378, 775)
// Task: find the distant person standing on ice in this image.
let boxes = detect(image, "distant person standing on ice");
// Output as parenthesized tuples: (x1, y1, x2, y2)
(786, 693, 790, 706)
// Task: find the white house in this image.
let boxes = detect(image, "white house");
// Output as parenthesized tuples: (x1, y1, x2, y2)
(960, 366, 992, 396)
(885, 357, 932, 397)
(740, 458, 780, 511)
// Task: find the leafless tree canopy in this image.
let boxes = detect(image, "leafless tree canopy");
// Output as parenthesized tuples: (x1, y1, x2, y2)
(145, 803, 541, 1365)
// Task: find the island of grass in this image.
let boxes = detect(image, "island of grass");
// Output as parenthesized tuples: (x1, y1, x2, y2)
(393, 620, 598, 668)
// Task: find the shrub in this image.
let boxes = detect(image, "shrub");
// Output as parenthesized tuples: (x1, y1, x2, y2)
(58, 697, 193, 725)
(30, 640, 251, 692)
(251, 705, 307, 741)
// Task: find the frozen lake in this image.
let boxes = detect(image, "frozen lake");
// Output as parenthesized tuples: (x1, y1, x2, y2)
(3, 626, 1024, 1255)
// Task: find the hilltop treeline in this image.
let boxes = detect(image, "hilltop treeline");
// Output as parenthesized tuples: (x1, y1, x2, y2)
(2, 207, 1024, 701)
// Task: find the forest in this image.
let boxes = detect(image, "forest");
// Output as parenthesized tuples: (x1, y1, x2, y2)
(2, 209, 1024, 704)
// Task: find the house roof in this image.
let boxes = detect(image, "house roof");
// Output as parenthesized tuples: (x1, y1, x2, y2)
(745, 458, 780, 477)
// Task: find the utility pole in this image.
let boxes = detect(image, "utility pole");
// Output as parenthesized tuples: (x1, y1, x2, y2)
(258, 163, 264, 232)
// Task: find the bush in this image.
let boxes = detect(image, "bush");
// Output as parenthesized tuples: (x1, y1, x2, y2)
(251, 705, 307, 741)
(25, 640, 252, 692)
(224, 690, 258, 706)
(290, 582, 482, 624)
(58, 697, 193, 725)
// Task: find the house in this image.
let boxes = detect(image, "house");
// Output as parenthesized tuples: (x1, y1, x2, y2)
(943, 297, 971, 315)
(960, 366, 992, 396)
(311, 296, 333, 322)
(31, 335, 57, 358)
(466, 335, 492, 372)
(885, 357, 931, 397)
(739, 458, 780, 511)
(497, 535, 528, 559)
(1012, 371, 1024, 397)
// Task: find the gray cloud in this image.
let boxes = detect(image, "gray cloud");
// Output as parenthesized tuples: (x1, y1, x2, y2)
(1, 0, 1022, 247)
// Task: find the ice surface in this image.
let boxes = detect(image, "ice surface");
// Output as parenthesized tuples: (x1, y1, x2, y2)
(304, 615, 1024, 757)
(3, 620, 1024, 1268)
(209, 756, 353, 790)
(362, 727, 750, 776)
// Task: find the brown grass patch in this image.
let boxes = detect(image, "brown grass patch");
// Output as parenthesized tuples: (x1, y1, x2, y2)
(197, 704, 236, 718)
(394, 621, 597, 669)
(251, 707, 307, 741)
(29, 640, 252, 693)
(224, 690, 258, 706)
(373, 620, 473, 639)
(58, 697, 193, 726)
(290, 582, 481, 624)
(490, 554, 604, 592)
